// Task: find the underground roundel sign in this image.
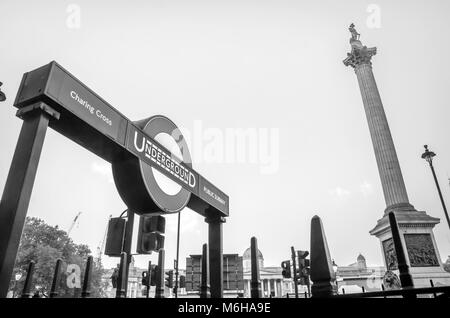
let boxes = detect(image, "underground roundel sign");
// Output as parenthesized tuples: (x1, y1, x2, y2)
(112, 115, 193, 214)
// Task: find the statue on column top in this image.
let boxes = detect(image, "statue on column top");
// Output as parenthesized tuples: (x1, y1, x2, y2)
(349, 23, 360, 41)
(343, 23, 377, 68)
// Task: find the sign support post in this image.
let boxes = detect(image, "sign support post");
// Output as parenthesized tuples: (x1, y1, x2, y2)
(206, 214, 225, 298)
(0, 103, 59, 298)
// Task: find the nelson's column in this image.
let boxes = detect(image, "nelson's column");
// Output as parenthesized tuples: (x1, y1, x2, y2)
(343, 24, 450, 286)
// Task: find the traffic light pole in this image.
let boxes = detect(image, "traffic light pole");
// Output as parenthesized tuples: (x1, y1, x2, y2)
(122, 209, 134, 297)
(291, 247, 299, 298)
(116, 252, 128, 298)
(155, 249, 165, 298)
(174, 211, 181, 298)
(200, 243, 210, 298)
(146, 261, 152, 298)
(306, 275, 311, 297)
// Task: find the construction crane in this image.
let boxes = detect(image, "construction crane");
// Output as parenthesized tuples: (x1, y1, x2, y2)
(67, 212, 82, 236)
(97, 215, 112, 263)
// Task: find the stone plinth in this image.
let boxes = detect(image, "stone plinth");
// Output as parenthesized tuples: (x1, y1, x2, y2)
(370, 210, 450, 287)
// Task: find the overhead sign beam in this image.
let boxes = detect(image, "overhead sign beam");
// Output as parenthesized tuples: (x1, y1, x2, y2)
(13, 61, 229, 217)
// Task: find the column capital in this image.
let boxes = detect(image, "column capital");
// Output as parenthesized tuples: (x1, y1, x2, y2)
(343, 44, 377, 69)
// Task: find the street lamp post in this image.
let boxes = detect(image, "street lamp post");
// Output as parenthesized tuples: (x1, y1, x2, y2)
(421, 145, 450, 231)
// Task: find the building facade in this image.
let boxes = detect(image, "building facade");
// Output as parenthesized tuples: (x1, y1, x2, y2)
(242, 247, 297, 298)
(185, 254, 244, 297)
(335, 254, 385, 293)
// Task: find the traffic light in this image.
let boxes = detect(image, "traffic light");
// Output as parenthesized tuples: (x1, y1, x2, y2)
(150, 265, 158, 286)
(105, 217, 126, 257)
(137, 215, 166, 254)
(141, 270, 150, 297)
(165, 270, 173, 288)
(141, 271, 149, 287)
(302, 259, 311, 277)
(281, 260, 291, 278)
(180, 275, 186, 288)
(297, 250, 310, 285)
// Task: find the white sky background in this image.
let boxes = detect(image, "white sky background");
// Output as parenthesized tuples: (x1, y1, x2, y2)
(1, 0, 450, 270)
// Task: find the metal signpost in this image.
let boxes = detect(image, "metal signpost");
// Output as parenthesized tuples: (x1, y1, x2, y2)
(0, 61, 229, 298)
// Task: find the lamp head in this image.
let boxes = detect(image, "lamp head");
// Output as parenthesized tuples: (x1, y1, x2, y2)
(421, 145, 436, 164)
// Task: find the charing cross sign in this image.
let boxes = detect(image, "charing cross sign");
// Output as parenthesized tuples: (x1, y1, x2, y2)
(0, 61, 229, 298)
(14, 61, 228, 216)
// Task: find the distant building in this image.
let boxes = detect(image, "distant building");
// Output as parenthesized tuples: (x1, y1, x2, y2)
(242, 247, 297, 298)
(336, 254, 385, 293)
(185, 254, 244, 297)
(185, 248, 299, 298)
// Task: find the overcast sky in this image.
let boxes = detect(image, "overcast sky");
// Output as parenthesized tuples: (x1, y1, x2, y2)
(1, 0, 450, 271)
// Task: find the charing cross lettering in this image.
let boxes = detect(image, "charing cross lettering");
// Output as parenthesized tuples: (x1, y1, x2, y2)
(70, 90, 112, 126)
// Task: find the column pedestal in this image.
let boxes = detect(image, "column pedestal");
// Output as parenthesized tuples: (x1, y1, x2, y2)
(370, 210, 450, 287)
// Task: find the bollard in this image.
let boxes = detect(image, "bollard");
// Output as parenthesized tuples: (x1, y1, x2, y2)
(388, 212, 415, 297)
(310, 215, 337, 297)
(155, 249, 165, 298)
(381, 284, 386, 298)
(49, 259, 62, 298)
(250, 237, 261, 298)
(304, 291, 307, 298)
(115, 252, 128, 298)
(21, 261, 35, 298)
(81, 256, 93, 298)
(342, 288, 345, 295)
(362, 286, 365, 293)
(200, 243, 210, 298)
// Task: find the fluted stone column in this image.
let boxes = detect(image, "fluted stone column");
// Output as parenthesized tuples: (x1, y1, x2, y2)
(344, 36, 414, 214)
(343, 25, 450, 287)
